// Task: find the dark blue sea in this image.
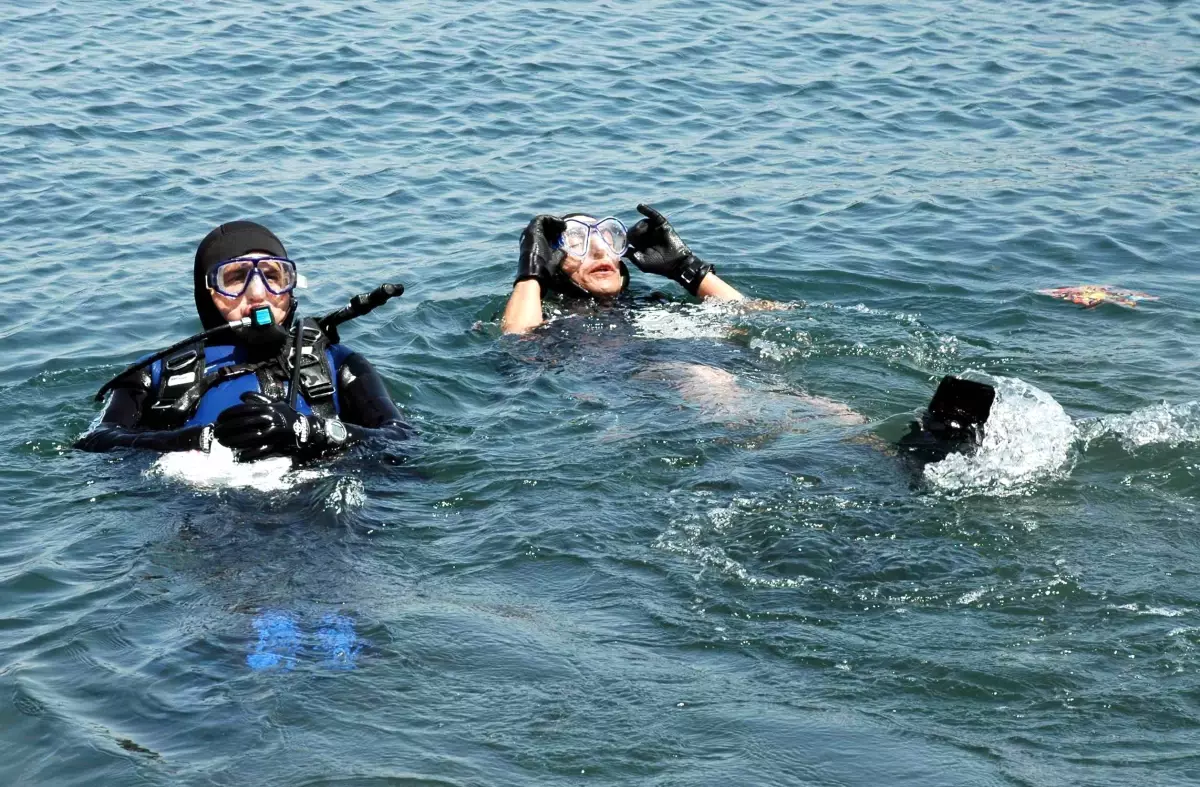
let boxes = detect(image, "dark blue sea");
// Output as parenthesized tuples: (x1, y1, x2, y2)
(2, 1, 1199, 784)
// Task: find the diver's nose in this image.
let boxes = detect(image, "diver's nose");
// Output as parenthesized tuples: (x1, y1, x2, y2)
(587, 241, 615, 262)
(243, 271, 268, 301)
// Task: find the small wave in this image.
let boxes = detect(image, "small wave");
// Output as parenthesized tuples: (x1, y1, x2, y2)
(324, 477, 366, 514)
(1079, 401, 1200, 451)
(924, 374, 1077, 496)
(818, 302, 920, 326)
(1107, 603, 1188, 618)
(653, 502, 811, 589)
(749, 334, 806, 362)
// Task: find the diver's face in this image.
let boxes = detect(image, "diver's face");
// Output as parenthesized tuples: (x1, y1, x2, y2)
(561, 215, 624, 297)
(210, 252, 292, 324)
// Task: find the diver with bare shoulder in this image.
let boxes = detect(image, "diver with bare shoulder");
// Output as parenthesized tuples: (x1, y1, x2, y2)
(502, 204, 744, 334)
(498, 204, 996, 468)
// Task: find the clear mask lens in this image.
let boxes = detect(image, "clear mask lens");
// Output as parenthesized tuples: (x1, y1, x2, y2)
(211, 257, 298, 297)
(561, 220, 592, 257)
(560, 217, 627, 258)
(594, 218, 627, 256)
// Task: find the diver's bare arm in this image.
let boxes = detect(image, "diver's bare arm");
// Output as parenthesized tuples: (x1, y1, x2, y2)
(695, 273, 745, 301)
(501, 280, 545, 334)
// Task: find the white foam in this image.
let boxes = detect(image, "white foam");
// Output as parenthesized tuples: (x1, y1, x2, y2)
(1108, 603, 1187, 617)
(324, 476, 366, 514)
(632, 301, 738, 340)
(924, 374, 1077, 496)
(957, 587, 989, 605)
(147, 440, 326, 492)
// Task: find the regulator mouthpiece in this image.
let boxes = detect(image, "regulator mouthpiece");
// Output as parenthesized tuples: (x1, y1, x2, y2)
(251, 305, 274, 328)
(233, 305, 289, 351)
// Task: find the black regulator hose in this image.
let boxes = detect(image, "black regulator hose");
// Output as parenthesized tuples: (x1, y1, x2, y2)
(287, 318, 304, 410)
(93, 318, 246, 402)
(286, 282, 403, 407)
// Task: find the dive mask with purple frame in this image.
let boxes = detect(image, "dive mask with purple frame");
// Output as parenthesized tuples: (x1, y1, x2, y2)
(207, 256, 300, 298)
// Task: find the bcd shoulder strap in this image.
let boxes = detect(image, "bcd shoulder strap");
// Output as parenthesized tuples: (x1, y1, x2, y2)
(140, 341, 207, 430)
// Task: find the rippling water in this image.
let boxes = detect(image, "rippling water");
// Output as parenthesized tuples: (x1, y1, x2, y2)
(2, 0, 1199, 784)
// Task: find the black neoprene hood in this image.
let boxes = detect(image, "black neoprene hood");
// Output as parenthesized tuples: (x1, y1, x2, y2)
(193, 220, 288, 329)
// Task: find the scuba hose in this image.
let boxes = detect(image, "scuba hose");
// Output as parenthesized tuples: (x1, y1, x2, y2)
(285, 281, 405, 408)
(316, 283, 404, 343)
(93, 312, 266, 402)
(287, 318, 304, 410)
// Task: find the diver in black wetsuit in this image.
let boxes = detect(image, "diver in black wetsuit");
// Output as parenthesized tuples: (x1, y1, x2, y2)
(499, 204, 996, 467)
(75, 220, 411, 463)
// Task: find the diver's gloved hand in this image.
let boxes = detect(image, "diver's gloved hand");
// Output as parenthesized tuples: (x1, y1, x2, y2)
(214, 392, 348, 463)
(624, 203, 714, 295)
(515, 214, 567, 289)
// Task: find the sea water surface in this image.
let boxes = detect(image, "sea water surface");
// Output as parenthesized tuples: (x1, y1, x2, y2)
(2, 1, 1199, 784)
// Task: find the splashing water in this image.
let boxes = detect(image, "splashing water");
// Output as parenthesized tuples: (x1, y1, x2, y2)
(147, 441, 326, 492)
(924, 375, 1077, 496)
(632, 301, 743, 340)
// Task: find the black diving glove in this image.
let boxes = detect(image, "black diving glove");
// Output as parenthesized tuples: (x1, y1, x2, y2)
(515, 214, 567, 289)
(213, 392, 349, 463)
(624, 203, 714, 296)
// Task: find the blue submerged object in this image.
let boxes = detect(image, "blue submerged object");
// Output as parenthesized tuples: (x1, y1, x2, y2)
(246, 611, 362, 671)
(315, 614, 362, 670)
(246, 611, 302, 671)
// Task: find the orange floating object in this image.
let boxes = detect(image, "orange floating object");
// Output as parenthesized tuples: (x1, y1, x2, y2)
(1038, 285, 1158, 309)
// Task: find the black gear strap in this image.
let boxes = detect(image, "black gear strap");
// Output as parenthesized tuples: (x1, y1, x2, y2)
(140, 341, 207, 430)
(675, 255, 714, 296)
(275, 318, 338, 420)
